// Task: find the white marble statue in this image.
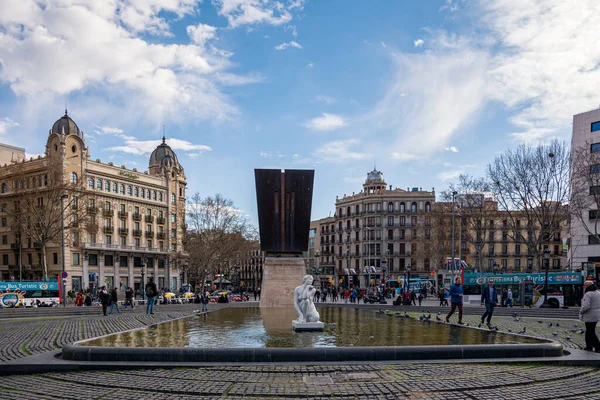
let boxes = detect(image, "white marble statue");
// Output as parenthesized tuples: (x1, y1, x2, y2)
(294, 275, 320, 323)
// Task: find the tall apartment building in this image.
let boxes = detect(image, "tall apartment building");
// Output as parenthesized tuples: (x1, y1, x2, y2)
(0, 112, 188, 293)
(331, 169, 435, 288)
(239, 242, 264, 291)
(570, 108, 600, 274)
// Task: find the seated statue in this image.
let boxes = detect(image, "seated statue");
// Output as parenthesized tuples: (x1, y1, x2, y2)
(294, 275, 320, 323)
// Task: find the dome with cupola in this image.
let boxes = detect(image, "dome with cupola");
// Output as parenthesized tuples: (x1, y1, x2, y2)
(366, 168, 385, 184)
(51, 110, 81, 136)
(149, 136, 179, 169)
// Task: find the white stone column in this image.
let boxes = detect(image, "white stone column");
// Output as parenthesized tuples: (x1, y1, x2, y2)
(82, 255, 89, 290)
(98, 251, 105, 288)
(127, 254, 134, 290)
(153, 256, 159, 288)
(114, 253, 120, 290)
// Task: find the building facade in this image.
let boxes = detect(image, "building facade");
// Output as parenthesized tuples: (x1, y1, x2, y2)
(331, 169, 436, 288)
(570, 108, 600, 274)
(0, 112, 188, 293)
(239, 243, 264, 291)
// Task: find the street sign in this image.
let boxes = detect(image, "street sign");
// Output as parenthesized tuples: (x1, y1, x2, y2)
(61, 271, 68, 279)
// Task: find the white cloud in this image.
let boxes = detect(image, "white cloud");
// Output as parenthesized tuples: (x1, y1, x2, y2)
(304, 113, 347, 131)
(444, 146, 459, 152)
(107, 137, 212, 155)
(0, 118, 20, 135)
(315, 95, 335, 105)
(437, 164, 476, 181)
(306, 62, 314, 68)
(390, 152, 421, 161)
(214, 0, 293, 28)
(414, 39, 424, 47)
(259, 151, 286, 158)
(274, 41, 302, 50)
(186, 23, 218, 46)
(315, 139, 370, 163)
(0, 0, 263, 126)
(285, 25, 298, 37)
(381, 42, 386, 48)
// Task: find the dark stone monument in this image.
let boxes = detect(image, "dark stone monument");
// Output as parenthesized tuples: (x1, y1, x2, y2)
(254, 169, 315, 308)
(254, 169, 314, 255)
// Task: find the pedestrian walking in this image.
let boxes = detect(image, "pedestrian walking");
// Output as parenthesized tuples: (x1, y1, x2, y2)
(124, 287, 135, 309)
(480, 279, 498, 327)
(410, 290, 416, 306)
(445, 277, 464, 324)
(84, 293, 92, 306)
(253, 289, 257, 301)
(108, 288, 121, 314)
(145, 277, 158, 314)
(418, 291, 424, 306)
(438, 290, 445, 306)
(257, 288, 261, 300)
(501, 288, 508, 307)
(506, 288, 513, 308)
(200, 292, 209, 312)
(580, 280, 600, 352)
(443, 288, 450, 306)
(98, 286, 110, 316)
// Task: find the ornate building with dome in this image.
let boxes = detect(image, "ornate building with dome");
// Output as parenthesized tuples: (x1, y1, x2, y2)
(322, 168, 436, 288)
(0, 111, 188, 294)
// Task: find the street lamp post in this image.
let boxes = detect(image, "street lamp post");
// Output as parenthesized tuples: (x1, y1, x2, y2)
(59, 193, 69, 307)
(476, 243, 481, 273)
(540, 248, 552, 308)
(451, 191, 458, 281)
(140, 264, 146, 300)
(405, 263, 411, 305)
(314, 250, 320, 288)
(380, 255, 387, 304)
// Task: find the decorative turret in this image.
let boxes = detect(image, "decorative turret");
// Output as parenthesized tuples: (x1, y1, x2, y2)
(364, 167, 386, 194)
(50, 110, 81, 137)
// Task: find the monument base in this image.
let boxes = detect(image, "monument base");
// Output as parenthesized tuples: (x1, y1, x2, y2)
(292, 320, 324, 332)
(259, 257, 306, 309)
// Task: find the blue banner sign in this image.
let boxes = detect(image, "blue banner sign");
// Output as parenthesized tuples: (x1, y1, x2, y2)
(463, 272, 582, 286)
(0, 281, 59, 291)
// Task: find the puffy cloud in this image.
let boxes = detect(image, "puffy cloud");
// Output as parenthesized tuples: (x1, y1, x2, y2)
(107, 136, 212, 155)
(274, 40, 302, 50)
(445, 146, 459, 152)
(186, 23, 218, 46)
(0, 0, 262, 126)
(0, 118, 20, 135)
(214, 0, 293, 28)
(314, 139, 370, 163)
(304, 113, 347, 131)
(414, 39, 424, 47)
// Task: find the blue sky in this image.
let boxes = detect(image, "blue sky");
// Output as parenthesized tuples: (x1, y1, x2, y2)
(0, 0, 599, 226)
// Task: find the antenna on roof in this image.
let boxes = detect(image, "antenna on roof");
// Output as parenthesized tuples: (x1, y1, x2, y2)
(374, 162, 376, 171)
(162, 125, 166, 144)
(65, 100, 68, 116)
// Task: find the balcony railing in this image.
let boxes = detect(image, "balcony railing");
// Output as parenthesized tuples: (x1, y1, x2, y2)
(104, 226, 114, 234)
(133, 213, 141, 221)
(133, 229, 142, 237)
(145, 215, 154, 223)
(103, 209, 113, 217)
(157, 232, 166, 240)
(118, 228, 129, 236)
(81, 242, 168, 253)
(145, 231, 154, 239)
(157, 217, 165, 225)
(87, 207, 97, 214)
(118, 211, 128, 219)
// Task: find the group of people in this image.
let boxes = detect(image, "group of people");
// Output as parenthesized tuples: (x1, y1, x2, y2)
(95, 278, 159, 316)
(444, 276, 500, 327)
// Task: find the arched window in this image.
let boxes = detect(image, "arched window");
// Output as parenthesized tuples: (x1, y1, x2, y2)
(96, 179, 102, 190)
(171, 193, 176, 204)
(134, 187, 139, 197)
(425, 202, 431, 212)
(339, 208, 342, 216)
(388, 202, 393, 212)
(141, 188, 145, 198)
(70, 172, 78, 183)
(355, 204, 360, 214)
(119, 184, 125, 194)
(105, 180, 110, 192)
(347, 206, 351, 216)
(113, 182, 117, 193)
(400, 202, 405, 213)
(127, 185, 132, 196)
(1, 183, 6, 193)
(411, 202, 417, 213)
(88, 178, 94, 189)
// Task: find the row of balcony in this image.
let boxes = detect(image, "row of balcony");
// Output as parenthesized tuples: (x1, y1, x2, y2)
(102, 227, 165, 239)
(81, 242, 170, 254)
(92, 208, 165, 224)
(334, 209, 428, 218)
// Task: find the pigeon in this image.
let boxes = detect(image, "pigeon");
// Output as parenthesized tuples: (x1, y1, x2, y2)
(436, 315, 442, 322)
(566, 336, 572, 341)
(552, 332, 558, 336)
(518, 327, 526, 334)
(537, 320, 543, 324)
(571, 329, 578, 333)
(556, 323, 560, 327)
(548, 323, 553, 327)
(404, 312, 410, 318)
(425, 314, 432, 321)
(508, 329, 512, 332)
(418, 315, 424, 321)
(425, 310, 431, 313)
(377, 310, 385, 314)
(579, 329, 585, 334)
(466, 323, 471, 327)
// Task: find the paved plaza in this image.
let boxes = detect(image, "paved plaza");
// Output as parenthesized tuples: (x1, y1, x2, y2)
(1, 304, 600, 399)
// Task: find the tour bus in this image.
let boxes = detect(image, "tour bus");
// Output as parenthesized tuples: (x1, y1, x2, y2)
(0, 281, 60, 307)
(461, 271, 583, 308)
(387, 277, 435, 296)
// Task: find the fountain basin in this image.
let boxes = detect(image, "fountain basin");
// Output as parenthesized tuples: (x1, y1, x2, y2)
(62, 307, 562, 363)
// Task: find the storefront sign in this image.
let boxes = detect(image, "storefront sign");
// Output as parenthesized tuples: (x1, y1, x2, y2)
(119, 170, 139, 180)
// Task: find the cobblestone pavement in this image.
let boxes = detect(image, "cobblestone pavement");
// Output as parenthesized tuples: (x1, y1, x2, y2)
(0, 364, 599, 399)
(1, 306, 600, 399)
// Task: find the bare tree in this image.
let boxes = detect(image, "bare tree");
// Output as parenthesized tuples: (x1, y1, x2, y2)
(570, 141, 600, 244)
(487, 140, 570, 270)
(440, 175, 497, 271)
(184, 193, 257, 286)
(5, 159, 91, 280)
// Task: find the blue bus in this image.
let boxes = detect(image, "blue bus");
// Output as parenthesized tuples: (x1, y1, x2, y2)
(462, 271, 582, 307)
(387, 277, 435, 295)
(0, 281, 60, 307)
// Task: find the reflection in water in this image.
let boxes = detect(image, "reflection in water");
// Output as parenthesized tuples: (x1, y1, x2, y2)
(83, 308, 541, 348)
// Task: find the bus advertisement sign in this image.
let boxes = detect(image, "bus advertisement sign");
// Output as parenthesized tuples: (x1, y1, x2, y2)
(463, 272, 582, 286)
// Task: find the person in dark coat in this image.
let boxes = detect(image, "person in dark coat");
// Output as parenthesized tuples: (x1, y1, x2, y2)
(108, 288, 121, 314)
(98, 286, 110, 316)
(145, 278, 158, 314)
(481, 279, 499, 327)
(200, 292, 209, 312)
(446, 277, 464, 324)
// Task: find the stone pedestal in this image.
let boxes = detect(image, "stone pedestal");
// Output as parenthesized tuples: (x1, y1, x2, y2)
(259, 257, 305, 309)
(292, 320, 324, 331)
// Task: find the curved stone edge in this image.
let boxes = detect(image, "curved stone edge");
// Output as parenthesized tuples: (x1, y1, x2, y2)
(61, 342, 563, 363)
